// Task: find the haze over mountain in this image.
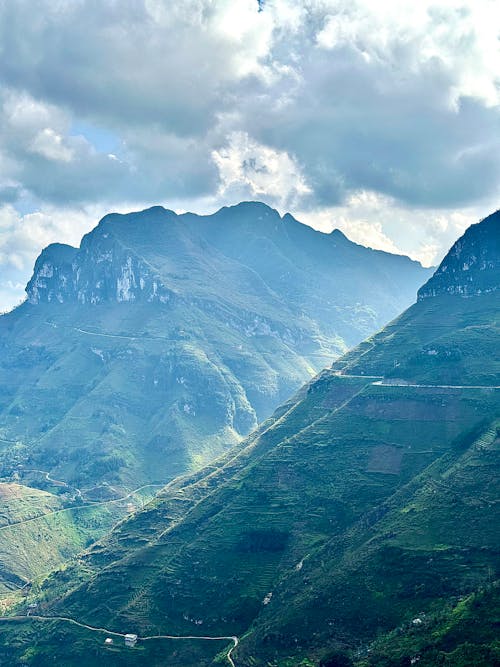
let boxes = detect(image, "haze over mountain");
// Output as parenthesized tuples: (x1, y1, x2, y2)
(0, 201, 429, 490)
(0, 213, 496, 666)
(0, 201, 431, 593)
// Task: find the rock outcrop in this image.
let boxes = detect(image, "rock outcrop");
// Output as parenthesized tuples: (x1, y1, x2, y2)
(418, 210, 499, 299)
(27, 223, 172, 306)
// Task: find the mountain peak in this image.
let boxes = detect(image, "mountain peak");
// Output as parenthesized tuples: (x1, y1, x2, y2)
(418, 210, 500, 300)
(25, 243, 78, 304)
(215, 200, 281, 220)
(24, 201, 431, 308)
(329, 228, 348, 241)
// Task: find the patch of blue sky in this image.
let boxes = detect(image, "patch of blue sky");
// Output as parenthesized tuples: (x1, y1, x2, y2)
(70, 121, 121, 155)
(12, 193, 40, 217)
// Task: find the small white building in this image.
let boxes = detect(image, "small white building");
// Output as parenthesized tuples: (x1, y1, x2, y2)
(124, 633, 138, 647)
(104, 637, 113, 645)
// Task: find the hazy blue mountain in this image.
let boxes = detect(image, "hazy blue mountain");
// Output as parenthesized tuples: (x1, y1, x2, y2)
(2, 210, 496, 666)
(0, 202, 430, 493)
(0, 202, 431, 593)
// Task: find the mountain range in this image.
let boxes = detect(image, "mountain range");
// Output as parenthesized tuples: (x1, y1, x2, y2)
(0, 202, 430, 491)
(0, 202, 432, 591)
(0, 211, 497, 666)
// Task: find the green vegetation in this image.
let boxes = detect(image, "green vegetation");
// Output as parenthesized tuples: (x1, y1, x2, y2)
(0, 203, 430, 588)
(333, 292, 500, 385)
(0, 481, 159, 597)
(0, 202, 430, 495)
(2, 366, 495, 665)
(0, 617, 226, 666)
(358, 583, 500, 666)
(0, 208, 497, 665)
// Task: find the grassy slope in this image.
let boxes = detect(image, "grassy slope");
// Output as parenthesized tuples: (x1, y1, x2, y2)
(241, 417, 499, 664)
(0, 481, 160, 599)
(332, 292, 500, 385)
(0, 207, 431, 597)
(1, 292, 497, 666)
(357, 583, 500, 667)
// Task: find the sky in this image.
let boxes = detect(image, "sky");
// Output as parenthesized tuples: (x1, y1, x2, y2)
(0, 0, 499, 311)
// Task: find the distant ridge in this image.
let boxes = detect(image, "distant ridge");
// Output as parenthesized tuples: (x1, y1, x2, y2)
(0, 200, 431, 524)
(25, 202, 428, 307)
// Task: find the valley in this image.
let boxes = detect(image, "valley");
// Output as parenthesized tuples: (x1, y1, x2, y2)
(0, 202, 432, 592)
(1, 3, 498, 665)
(0, 209, 497, 666)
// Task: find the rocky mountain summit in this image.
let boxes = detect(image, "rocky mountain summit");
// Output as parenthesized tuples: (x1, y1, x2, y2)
(26, 203, 429, 323)
(418, 209, 499, 299)
(26, 213, 173, 306)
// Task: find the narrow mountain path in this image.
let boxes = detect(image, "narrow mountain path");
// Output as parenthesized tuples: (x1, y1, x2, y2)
(371, 380, 500, 389)
(47, 320, 167, 342)
(74, 327, 142, 340)
(0, 615, 238, 666)
(333, 373, 500, 390)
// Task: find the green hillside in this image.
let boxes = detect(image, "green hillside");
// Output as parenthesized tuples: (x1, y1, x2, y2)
(0, 211, 497, 666)
(0, 202, 431, 613)
(0, 480, 159, 599)
(357, 583, 500, 667)
(0, 202, 430, 495)
(332, 292, 500, 385)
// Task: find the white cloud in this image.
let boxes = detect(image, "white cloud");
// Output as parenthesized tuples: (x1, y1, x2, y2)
(314, 0, 500, 106)
(1, 0, 499, 210)
(297, 189, 496, 266)
(30, 128, 74, 162)
(212, 131, 311, 208)
(0, 0, 499, 308)
(0, 203, 104, 310)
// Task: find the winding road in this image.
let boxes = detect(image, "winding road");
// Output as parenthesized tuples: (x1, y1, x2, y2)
(21, 468, 82, 499)
(0, 614, 238, 666)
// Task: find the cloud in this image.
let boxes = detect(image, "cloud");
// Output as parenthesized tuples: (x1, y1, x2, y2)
(0, 203, 103, 310)
(0, 0, 499, 309)
(212, 131, 311, 209)
(30, 128, 74, 163)
(1, 0, 498, 210)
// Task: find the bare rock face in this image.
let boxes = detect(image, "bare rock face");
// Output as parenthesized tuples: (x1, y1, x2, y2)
(26, 221, 172, 306)
(26, 243, 78, 304)
(418, 210, 500, 300)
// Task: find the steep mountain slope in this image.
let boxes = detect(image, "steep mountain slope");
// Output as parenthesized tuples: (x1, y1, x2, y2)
(417, 208, 499, 299)
(0, 202, 429, 494)
(361, 583, 500, 667)
(0, 202, 430, 603)
(0, 214, 496, 666)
